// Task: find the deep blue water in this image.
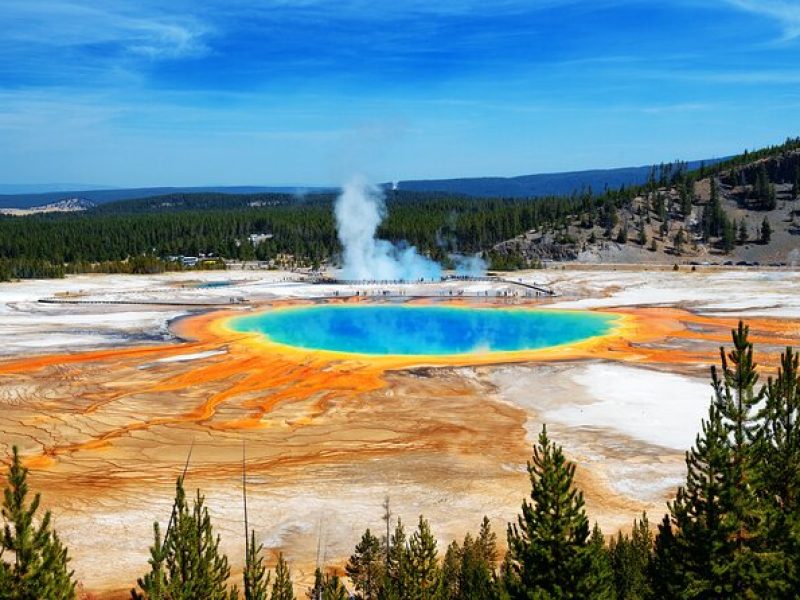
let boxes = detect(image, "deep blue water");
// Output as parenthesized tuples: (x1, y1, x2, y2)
(230, 305, 616, 356)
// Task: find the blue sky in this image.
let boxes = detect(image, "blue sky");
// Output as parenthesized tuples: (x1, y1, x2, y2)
(1, 0, 799, 187)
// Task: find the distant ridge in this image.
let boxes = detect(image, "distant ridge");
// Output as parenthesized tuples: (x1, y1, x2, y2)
(392, 158, 729, 198)
(0, 185, 334, 210)
(0, 158, 732, 209)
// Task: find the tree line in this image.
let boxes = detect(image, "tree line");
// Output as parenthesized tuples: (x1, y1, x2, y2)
(2, 322, 799, 598)
(1, 138, 799, 280)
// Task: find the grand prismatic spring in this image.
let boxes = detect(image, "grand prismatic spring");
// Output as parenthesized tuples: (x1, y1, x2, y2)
(229, 305, 619, 356)
(2, 269, 800, 596)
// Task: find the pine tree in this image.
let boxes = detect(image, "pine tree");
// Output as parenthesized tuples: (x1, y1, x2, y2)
(586, 524, 615, 600)
(754, 164, 770, 207)
(308, 569, 348, 600)
(504, 425, 598, 599)
(667, 324, 784, 597)
(244, 529, 271, 600)
(1, 446, 76, 600)
(737, 219, 748, 245)
(271, 553, 295, 600)
(756, 346, 800, 590)
(407, 515, 441, 600)
(649, 515, 681, 600)
(609, 515, 651, 599)
(132, 523, 167, 600)
(307, 568, 323, 600)
(760, 217, 771, 244)
(702, 178, 725, 240)
(440, 541, 462, 600)
(346, 529, 383, 600)
(721, 217, 735, 253)
(382, 518, 410, 600)
(616, 224, 628, 244)
(132, 478, 237, 600)
(459, 533, 497, 600)
(321, 573, 348, 600)
(679, 180, 694, 219)
(476, 516, 497, 570)
(637, 224, 647, 247)
(667, 402, 730, 597)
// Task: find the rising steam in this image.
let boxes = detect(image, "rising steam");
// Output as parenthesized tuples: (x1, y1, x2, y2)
(335, 176, 442, 281)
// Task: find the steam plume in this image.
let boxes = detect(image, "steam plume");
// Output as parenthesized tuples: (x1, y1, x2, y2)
(452, 254, 488, 277)
(335, 176, 442, 281)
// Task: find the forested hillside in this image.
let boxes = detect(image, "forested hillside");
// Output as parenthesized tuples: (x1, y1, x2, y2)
(0, 138, 798, 281)
(0, 191, 578, 279)
(496, 138, 800, 265)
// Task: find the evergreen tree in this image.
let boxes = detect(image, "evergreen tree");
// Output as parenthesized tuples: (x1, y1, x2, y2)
(244, 529, 271, 600)
(320, 573, 348, 600)
(271, 553, 295, 600)
(587, 524, 615, 600)
(737, 219, 748, 244)
(648, 515, 681, 600)
(701, 178, 725, 240)
(476, 516, 498, 570)
(673, 229, 686, 254)
(666, 324, 784, 597)
(615, 224, 628, 244)
(307, 567, 323, 600)
(440, 541, 462, 600)
(132, 523, 167, 600)
(440, 520, 498, 600)
(132, 478, 236, 600)
(679, 181, 694, 219)
(721, 217, 735, 253)
(382, 518, 410, 600)
(793, 165, 800, 200)
(756, 347, 800, 590)
(609, 515, 651, 600)
(308, 569, 348, 600)
(503, 425, 599, 599)
(346, 528, 383, 600)
(1, 446, 76, 600)
(407, 516, 441, 600)
(637, 224, 647, 247)
(667, 402, 730, 597)
(459, 533, 497, 600)
(760, 217, 772, 244)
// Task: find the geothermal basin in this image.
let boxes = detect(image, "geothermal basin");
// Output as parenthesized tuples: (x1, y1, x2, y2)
(3, 268, 800, 598)
(229, 305, 618, 356)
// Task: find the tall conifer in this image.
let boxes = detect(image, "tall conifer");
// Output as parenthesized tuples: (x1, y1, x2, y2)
(1, 446, 76, 600)
(346, 529, 383, 600)
(665, 323, 784, 597)
(381, 518, 410, 600)
(132, 478, 236, 600)
(271, 553, 295, 600)
(407, 515, 441, 600)
(244, 529, 271, 600)
(503, 425, 600, 599)
(756, 346, 800, 590)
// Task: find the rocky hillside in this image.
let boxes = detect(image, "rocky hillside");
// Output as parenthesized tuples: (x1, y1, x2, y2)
(493, 143, 800, 266)
(0, 197, 95, 216)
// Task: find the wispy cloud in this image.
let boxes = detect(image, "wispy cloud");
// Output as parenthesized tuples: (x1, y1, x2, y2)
(725, 0, 800, 41)
(0, 1, 210, 59)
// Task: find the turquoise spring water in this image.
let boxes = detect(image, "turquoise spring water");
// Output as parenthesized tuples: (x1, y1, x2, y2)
(229, 305, 617, 356)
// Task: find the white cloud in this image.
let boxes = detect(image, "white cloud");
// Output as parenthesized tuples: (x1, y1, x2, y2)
(725, 0, 800, 41)
(0, 2, 210, 59)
